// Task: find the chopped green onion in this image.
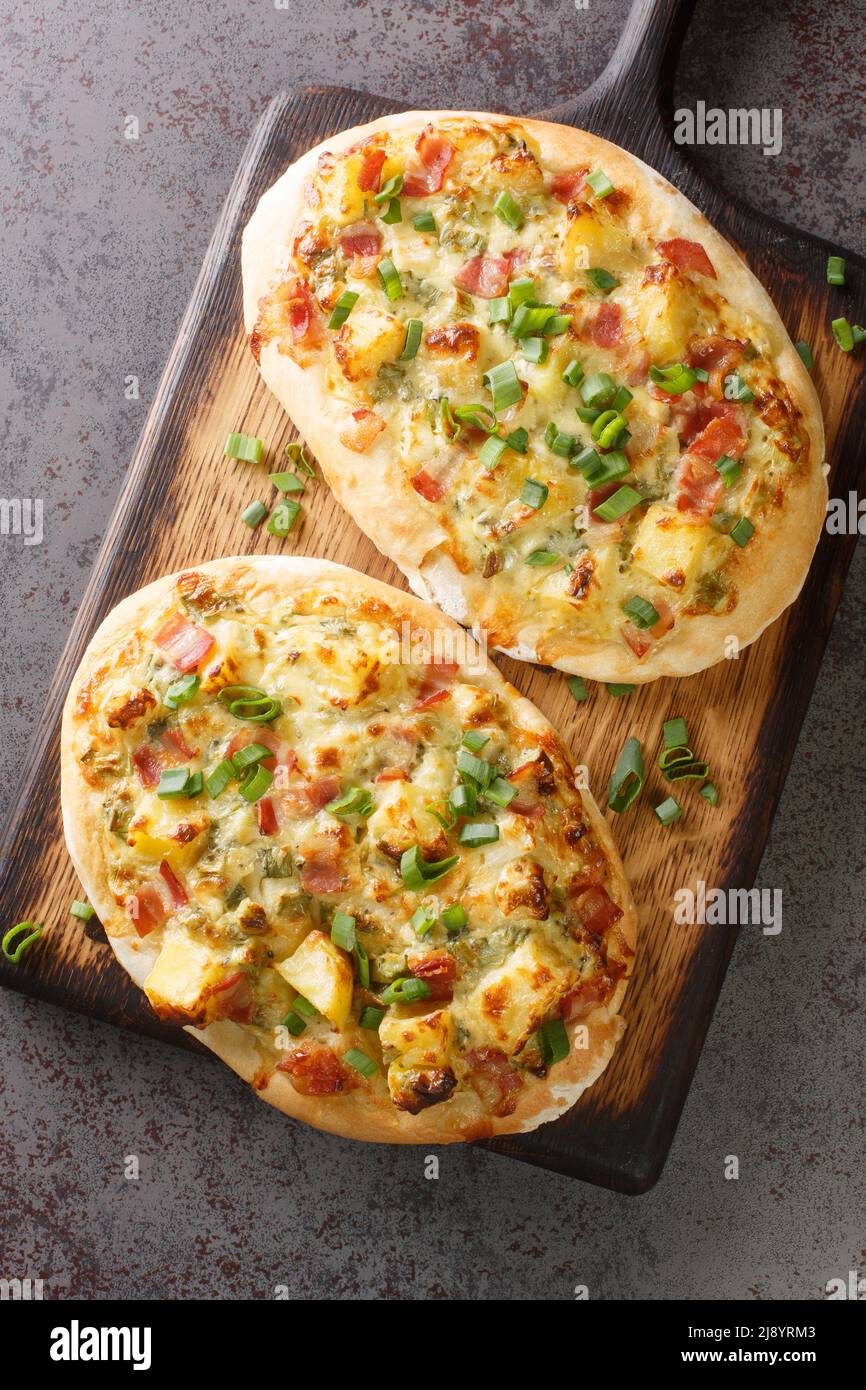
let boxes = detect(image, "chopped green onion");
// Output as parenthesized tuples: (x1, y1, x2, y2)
(562, 359, 584, 387)
(344, 1048, 378, 1078)
(441, 903, 467, 934)
(521, 336, 548, 364)
(723, 370, 754, 403)
(585, 168, 614, 199)
(462, 730, 489, 753)
(206, 759, 235, 798)
(571, 445, 601, 474)
(545, 421, 577, 458)
(331, 910, 356, 951)
(622, 595, 660, 630)
(567, 675, 588, 702)
(506, 427, 529, 453)
(269, 470, 305, 493)
(185, 772, 203, 797)
(607, 736, 644, 813)
(156, 767, 197, 800)
(239, 764, 273, 802)
(326, 786, 373, 818)
(700, 781, 719, 806)
(663, 717, 689, 749)
(483, 360, 523, 410)
(353, 941, 370, 989)
(488, 296, 511, 324)
(449, 782, 477, 818)
(581, 450, 630, 487)
(853, 325, 866, 345)
(241, 500, 268, 529)
(729, 516, 755, 547)
(795, 340, 813, 369)
(544, 314, 572, 336)
(538, 1017, 569, 1065)
(453, 402, 497, 433)
(831, 316, 854, 351)
(611, 385, 633, 412)
(411, 905, 436, 938)
(591, 409, 628, 449)
(267, 500, 301, 536)
(413, 211, 436, 233)
(580, 371, 617, 409)
(285, 440, 315, 475)
(715, 454, 741, 487)
(231, 742, 271, 774)
(607, 683, 635, 698)
(292, 994, 317, 1019)
(458, 822, 500, 848)
(377, 257, 402, 300)
(379, 198, 402, 224)
(666, 759, 710, 782)
(826, 255, 845, 286)
(493, 188, 524, 229)
(485, 776, 517, 808)
(225, 432, 264, 464)
(2, 922, 43, 964)
(659, 745, 694, 772)
(508, 277, 535, 309)
(655, 796, 682, 826)
(380, 977, 430, 1005)
(399, 318, 423, 360)
(359, 1005, 385, 1030)
(327, 289, 359, 330)
(218, 685, 282, 723)
(282, 1011, 306, 1036)
(479, 435, 508, 470)
(457, 748, 492, 786)
(586, 268, 619, 293)
(400, 846, 459, 890)
(510, 303, 557, 338)
(70, 900, 94, 921)
(520, 478, 548, 510)
(577, 405, 601, 424)
(525, 549, 559, 566)
(649, 363, 697, 396)
(373, 173, 404, 203)
(593, 484, 642, 521)
(164, 674, 200, 709)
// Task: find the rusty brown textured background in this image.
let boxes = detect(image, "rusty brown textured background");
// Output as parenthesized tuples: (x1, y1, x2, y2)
(0, 0, 864, 1300)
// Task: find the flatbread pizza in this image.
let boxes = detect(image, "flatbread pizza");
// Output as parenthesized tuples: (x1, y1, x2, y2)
(61, 557, 635, 1142)
(242, 110, 826, 682)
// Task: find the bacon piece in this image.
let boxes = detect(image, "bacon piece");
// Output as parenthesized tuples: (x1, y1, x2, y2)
(257, 796, 278, 836)
(675, 457, 724, 518)
(276, 1045, 349, 1095)
(570, 885, 623, 937)
(210, 971, 253, 1024)
(410, 469, 445, 503)
(621, 622, 652, 658)
(339, 407, 386, 453)
(338, 220, 381, 277)
(228, 729, 296, 775)
(454, 254, 511, 299)
(127, 883, 167, 936)
(510, 798, 545, 820)
(356, 145, 386, 192)
(408, 950, 457, 1002)
(402, 126, 454, 197)
(306, 776, 342, 810)
(299, 853, 344, 894)
(132, 743, 162, 789)
(465, 1046, 522, 1117)
(375, 766, 409, 783)
(160, 727, 196, 761)
(657, 237, 716, 279)
(674, 407, 746, 519)
(550, 168, 589, 204)
(674, 400, 746, 451)
(587, 301, 622, 348)
(154, 614, 215, 673)
(685, 334, 747, 398)
(158, 860, 188, 908)
(560, 969, 623, 1020)
(413, 660, 458, 711)
(106, 688, 156, 730)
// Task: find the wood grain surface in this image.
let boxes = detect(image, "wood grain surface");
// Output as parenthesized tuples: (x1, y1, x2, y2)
(1, 0, 863, 1190)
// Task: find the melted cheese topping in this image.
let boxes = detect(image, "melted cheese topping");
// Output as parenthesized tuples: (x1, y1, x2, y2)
(255, 117, 810, 665)
(74, 570, 630, 1122)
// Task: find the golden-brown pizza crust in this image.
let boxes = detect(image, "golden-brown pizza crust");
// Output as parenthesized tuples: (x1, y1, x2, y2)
(242, 110, 827, 683)
(61, 556, 636, 1143)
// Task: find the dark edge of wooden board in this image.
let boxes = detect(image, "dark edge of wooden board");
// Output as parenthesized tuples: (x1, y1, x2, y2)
(2, 0, 863, 1191)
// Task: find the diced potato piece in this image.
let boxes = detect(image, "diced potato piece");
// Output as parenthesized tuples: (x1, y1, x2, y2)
(631, 503, 709, 590)
(333, 306, 405, 384)
(561, 208, 641, 280)
(463, 934, 573, 1055)
(366, 778, 449, 859)
(631, 275, 699, 362)
(275, 929, 353, 1026)
(127, 818, 208, 870)
(143, 937, 225, 1022)
(448, 682, 498, 730)
(379, 1008, 453, 1063)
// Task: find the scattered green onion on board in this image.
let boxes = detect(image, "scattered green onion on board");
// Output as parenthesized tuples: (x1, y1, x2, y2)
(655, 796, 683, 826)
(2, 922, 43, 964)
(70, 900, 94, 921)
(607, 736, 644, 813)
(567, 675, 588, 702)
(826, 255, 846, 286)
(241, 500, 268, 529)
(225, 432, 264, 464)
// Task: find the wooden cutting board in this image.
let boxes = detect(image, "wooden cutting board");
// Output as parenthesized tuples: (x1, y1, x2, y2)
(1, 0, 863, 1190)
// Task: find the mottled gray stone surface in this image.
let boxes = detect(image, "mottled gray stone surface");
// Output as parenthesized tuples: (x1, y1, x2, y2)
(0, 0, 863, 1300)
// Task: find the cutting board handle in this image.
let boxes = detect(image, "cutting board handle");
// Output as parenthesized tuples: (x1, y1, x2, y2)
(540, 0, 696, 158)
